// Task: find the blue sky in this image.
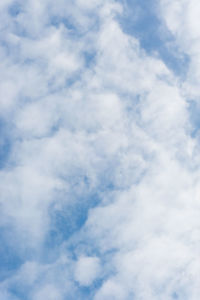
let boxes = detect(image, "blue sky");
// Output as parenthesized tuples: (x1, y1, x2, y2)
(0, 0, 200, 299)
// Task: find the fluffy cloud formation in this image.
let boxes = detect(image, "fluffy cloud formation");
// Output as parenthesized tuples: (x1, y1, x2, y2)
(74, 256, 101, 286)
(0, 0, 200, 299)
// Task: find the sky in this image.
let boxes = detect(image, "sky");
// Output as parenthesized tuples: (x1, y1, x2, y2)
(0, 0, 200, 299)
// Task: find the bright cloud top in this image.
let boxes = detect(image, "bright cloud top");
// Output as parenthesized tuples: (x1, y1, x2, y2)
(0, 0, 200, 299)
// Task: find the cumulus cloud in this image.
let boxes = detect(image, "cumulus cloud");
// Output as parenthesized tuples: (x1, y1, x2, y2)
(74, 256, 101, 286)
(0, 0, 200, 299)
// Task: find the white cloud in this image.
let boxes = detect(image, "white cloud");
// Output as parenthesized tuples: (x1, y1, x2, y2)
(94, 279, 127, 300)
(0, 0, 200, 299)
(33, 284, 62, 300)
(159, 0, 200, 98)
(74, 256, 101, 286)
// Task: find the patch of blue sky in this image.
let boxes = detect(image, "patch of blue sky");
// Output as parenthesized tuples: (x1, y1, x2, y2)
(172, 292, 179, 299)
(43, 192, 100, 262)
(171, 289, 189, 300)
(8, 2, 22, 17)
(84, 51, 96, 69)
(118, 0, 189, 77)
(7, 285, 28, 300)
(50, 15, 77, 32)
(75, 278, 104, 300)
(46, 203, 91, 248)
(188, 100, 200, 138)
(49, 10, 100, 36)
(43, 165, 120, 260)
(0, 121, 12, 170)
(0, 291, 20, 300)
(0, 226, 24, 281)
(47, 71, 82, 93)
(45, 195, 99, 249)
(0, 139, 11, 170)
